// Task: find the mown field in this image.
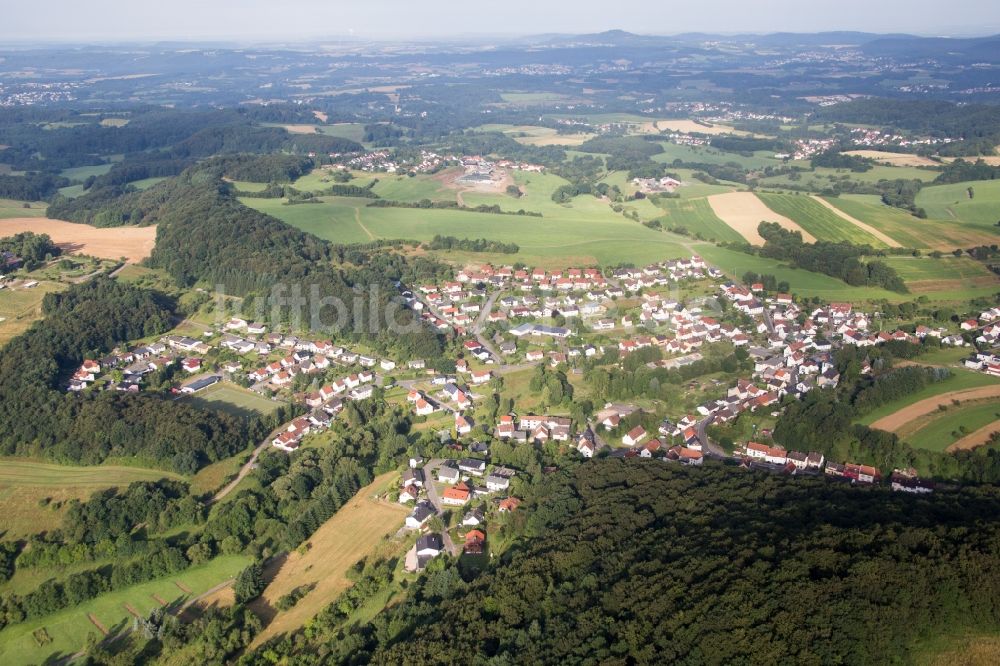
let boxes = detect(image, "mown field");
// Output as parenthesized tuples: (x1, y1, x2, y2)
(0, 459, 182, 539)
(0, 281, 65, 347)
(655, 198, 746, 244)
(756, 192, 886, 246)
(857, 369, 1000, 426)
(0, 199, 47, 220)
(916, 180, 1000, 227)
(904, 401, 1000, 452)
(182, 383, 282, 418)
(0, 555, 250, 664)
(882, 256, 1000, 296)
(822, 195, 1000, 249)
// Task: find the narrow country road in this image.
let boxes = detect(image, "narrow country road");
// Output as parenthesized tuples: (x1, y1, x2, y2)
(421, 458, 460, 556)
(211, 423, 288, 503)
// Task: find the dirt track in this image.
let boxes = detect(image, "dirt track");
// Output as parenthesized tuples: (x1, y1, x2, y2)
(0, 217, 155, 263)
(811, 196, 902, 248)
(869, 386, 1000, 432)
(707, 192, 816, 244)
(947, 419, 1000, 452)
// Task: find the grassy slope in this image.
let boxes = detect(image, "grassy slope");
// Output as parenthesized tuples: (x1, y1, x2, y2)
(0, 199, 48, 220)
(0, 459, 182, 539)
(756, 192, 885, 246)
(655, 198, 746, 244)
(857, 369, 1000, 426)
(916, 180, 1000, 227)
(0, 555, 250, 664)
(906, 401, 1000, 452)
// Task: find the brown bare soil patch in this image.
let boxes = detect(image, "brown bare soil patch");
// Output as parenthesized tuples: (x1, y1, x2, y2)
(707, 192, 816, 244)
(0, 217, 155, 263)
(312, 110, 328, 123)
(281, 124, 319, 134)
(869, 386, 1000, 432)
(810, 195, 902, 247)
(88, 613, 108, 635)
(174, 581, 192, 594)
(844, 150, 940, 167)
(947, 419, 1000, 452)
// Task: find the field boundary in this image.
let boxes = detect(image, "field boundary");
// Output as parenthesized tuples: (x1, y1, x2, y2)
(810, 196, 902, 248)
(869, 385, 1000, 433)
(707, 192, 816, 244)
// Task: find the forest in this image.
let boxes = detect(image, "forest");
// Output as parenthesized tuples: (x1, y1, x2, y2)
(238, 459, 1000, 665)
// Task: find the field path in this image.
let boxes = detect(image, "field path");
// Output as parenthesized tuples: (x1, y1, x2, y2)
(353, 207, 375, 241)
(707, 192, 816, 244)
(869, 385, 1000, 432)
(87, 614, 108, 636)
(947, 419, 1000, 452)
(248, 472, 406, 648)
(812, 196, 902, 248)
(0, 218, 155, 263)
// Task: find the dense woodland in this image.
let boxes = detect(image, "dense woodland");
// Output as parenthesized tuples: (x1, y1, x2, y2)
(237, 460, 1000, 665)
(0, 279, 254, 472)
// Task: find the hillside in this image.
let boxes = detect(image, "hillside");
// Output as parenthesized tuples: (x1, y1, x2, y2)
(246, 460, 1000, 665)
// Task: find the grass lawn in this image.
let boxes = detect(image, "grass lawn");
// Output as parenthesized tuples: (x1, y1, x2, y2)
(856, 369, 1000, 426)
(189, 449, 250, 496)
(0, 555, 250, 664)
(756, 192, 886, 246)
(249, 472, 407, 647)
(182, 382, 283, 418)
(905, 401, 1000, 452)
(655, 198, 746, 244)
(0, 459, 182, 540)
(916, 180, 1000, 227)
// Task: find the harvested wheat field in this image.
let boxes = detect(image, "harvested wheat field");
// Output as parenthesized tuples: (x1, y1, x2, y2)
(640, 119, 749, 136)
(707, 192, 816, 244)
(844, 150, 940, 167)
(947, 419, 1000, 452)
(248, 472, 407, 647)
(0, 218, 155, 263)
(810, 196, 902, 247)
(869, 386, 1000, 433)
(281, 124, 319, 134)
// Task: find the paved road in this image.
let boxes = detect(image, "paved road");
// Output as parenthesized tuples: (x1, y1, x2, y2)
(695, 414, 728, 458)
(421, 458, 460, 556)
(472, 289, 504, 363)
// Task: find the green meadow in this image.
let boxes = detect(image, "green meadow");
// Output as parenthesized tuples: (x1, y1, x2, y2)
(915, 180, 1000, 227)
(182, 383, 283, 418)
(757, 192, 886, 246)
(857, 369, 1000, 426)
(0, 555, 250, 664)
(906, 401, 1000, 452)
(0, 199, 47, 219)
(655, 198, 746, 244)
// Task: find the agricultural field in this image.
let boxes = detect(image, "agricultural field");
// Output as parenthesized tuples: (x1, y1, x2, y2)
(0, 199, 47, 220)
(59, 164, 112, 181)
(0, 555, 250, 664)
(499, 92, 575, 105)
(248, 472, 407, 647)
(756, 192, 886, 246)
(182, 382, 283, 418)
(859, 372, 1000, 428)
(706, 192, 815, 244)
(655, 198, 746, 244)
(692, 243, 911, 302)
(882, 256, 1000, 296)
(897, 400, 1000, 452)
(652, 143, 780, 170)
(0, 459, 181, 539)
(0, 281, 64, 347)
(842, 150, 940, 167)
(476, 124, 594, 147)
(822, 195, 1000, 249)
(916, 180, 1000, 227)
(0, 218, 156, 263)
(241, 181, 691, 268)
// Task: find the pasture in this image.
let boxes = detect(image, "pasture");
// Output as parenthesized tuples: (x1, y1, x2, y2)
(756, 192, 886, 246)
(655, 198, 746, 244)
(822, 195, 1000, 249)
(241, 186, 691, 268)
(915, 180, 1000, 227)
(843, 150, 941, 168)
(0, 281, 64, 347)
(882, 256, 1000, 296)
(59, 164, 112, 181)
(477, 124, 594, 147)
(859, 372, 1000, 428)
(902, 401, 1000, 453)
(652, 143, 780, 170)
(0, 459, 182, 540)
(0, 555, 250, 664)
(183, 383, 282, 418)
(249, 472, 407, 647)
(0, 199, 47, 220)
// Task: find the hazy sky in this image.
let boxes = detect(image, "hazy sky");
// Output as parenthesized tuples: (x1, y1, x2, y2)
(2, 0, 999, 42)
